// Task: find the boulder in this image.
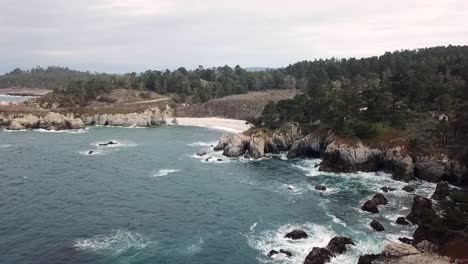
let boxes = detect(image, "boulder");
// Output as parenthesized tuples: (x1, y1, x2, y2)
(380, 186, 396, 193)
(69, 118, 85, 129)
(243, 150, 252, 159)
(431, 181, 450, 200)
(373, 193, 388, 205)
(402, 185, 415, 193)
(223, 134, 249, 157)
(357, 254, 380, 264)
(197, 150, 207, 156)
(361, 199, 379, 213)
(415, 240, 438, 253)
(406, 196, 432, 225)
(7, 120, 25, 130)
(396, 217, 409, 225)
(414, 159, 447, 183)
(268, 249, 279, 257)
(249, 136, 265, 159)
(325, 236, 355, 254)
(315, 185, 326, 191)
(87, 151, 94, 155)
(287, 131, 326, 159)
(285, 230, 308, 240)
(279, 249, 292, 257)
(381, 243, 419, 258)
(214, 135, 231, 151)
(304, 247, 335, 264)
(380, 147, 414, 181)
(370, 220, 385, 231)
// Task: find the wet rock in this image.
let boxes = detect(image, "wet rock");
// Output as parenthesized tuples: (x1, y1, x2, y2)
(398, 237, 413, 245)
(268, 249, 279, 257)
(431, 181, 450, 200)
(372, 193, 388, 205)
(243, 150, 251, 159)
(197, 150, 207, 156)
(380, 146, 414, 181)
(287, 131, 327, 159)
(223, 134, 249, 157)
(402, 185, 415, 193)
(380, 186, 396, 193)
(285, 230, 308, 240)
(99, 141, 118, 146)
(406, 196, 432, 225)
(87, 151, 94, 155)
(315, 185, 326, 191)
(217, 159, 223, 162)
(396, 217, 409, 225)
(69, 118, 85, 129)
(357, 254, 380, 264)
(370, 220, 385, 231)
(279, 249, 292, 257)
(325, 236, 355, 254)
(304, 247, 335, 264)
(205, 157, 213, 162)
(415, 159, 446, 183)
(361, 199, 379, 213)
(249, 136, 265, 159)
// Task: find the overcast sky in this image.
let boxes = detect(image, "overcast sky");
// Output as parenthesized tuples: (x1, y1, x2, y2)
(1, 0, 467, 74)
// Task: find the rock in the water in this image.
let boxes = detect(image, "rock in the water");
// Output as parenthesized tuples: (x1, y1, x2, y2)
(285, 230, 308, 240)
(7, 120, 25, 130)
(402, 185, 415, 192)
(370, 220, 385, 231)
(243, 150, 251, 159)
(268, 249, 279, 257)
(398, 237, 413, 245)
(415, 240, 438, 253)
(88, 151, 94, 155)
(373, 193, 388, 205)
(396, 217, 409, 225)
(223, 134, 249, 157)
(214, 135, 231, 151)
(380, 186, 396, 193)
(357, 254, 380, 264)
(361, 199, 379, 213)
(249, 135, 265, 159)
(304, 247, 335, 264)
(197, 150, 207, 156)
(99, 141, 118, 146)
(205, 157, 213, 162)
(325, 236, 355, 254)
(406, 196, 432, 225)
(279, 249, 292, 257)
(431, 181, 450, 200)
(217, 159, 223, 162)
(315, 185, 326, 191)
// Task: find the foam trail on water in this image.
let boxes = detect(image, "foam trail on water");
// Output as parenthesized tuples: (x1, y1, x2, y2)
(73, 230, 157, 256)
(152, 169, 180, 177)
(187, 141, 217, 147)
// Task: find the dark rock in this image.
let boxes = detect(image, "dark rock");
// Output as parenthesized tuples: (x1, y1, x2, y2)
(279, 249, 292, 257)
(304, 247, 335, 264)
(398, 237, 413, 245)
(396, 217, 409, 225)
(380, 186, 396, 193)
(361, 199, 379, 213)
(431, 181, 450, 200)
(402, 185, 415, 192)
(205, 157, 213, 162)
(217, 159, 223, 162)
(315, 185, 326, 191)
(99, 141, 118, 146)
(415, 240, 438, 253)
(325, 236, 355, 254)
(287, 132, 326, 159)
(414, 160, 446, 183)
(88, 150, 94, 155)
(197, 150, 207, 156)
(357, 254, 380, 264)
(268, 249, 279, 257)
(243, 150, 251, 159)
(370, 220, 385, 231)
(372, 193, 388, 205)
(285, 230, 308, 240)
(406, 196, 432, 225)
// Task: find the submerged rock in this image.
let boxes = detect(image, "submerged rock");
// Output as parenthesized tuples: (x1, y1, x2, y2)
(87, 150, 94, 155)
(398, 237, 413, 245)
(402, 185, 415, 193)
(373, 193, 388, 205)
(380, 186, 396, 193)
(370, 220, 385, 231)
(99, 141, 118, 146)
(197, 150, 207, 156)
(315, 185, 326, 191)
(268, 249, 279, 257)
(279, 249, 292, 257)
(285, 230, 308, 240)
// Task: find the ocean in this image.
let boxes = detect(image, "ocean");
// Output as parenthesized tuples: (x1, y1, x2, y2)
(0, 126, 435, 264)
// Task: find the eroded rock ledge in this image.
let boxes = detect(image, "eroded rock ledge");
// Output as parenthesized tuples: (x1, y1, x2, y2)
(214, 125, 467, 185)
(0, 106, 173, 131)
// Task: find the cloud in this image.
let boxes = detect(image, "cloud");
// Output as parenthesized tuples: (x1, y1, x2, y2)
(0, 0, 467, 73)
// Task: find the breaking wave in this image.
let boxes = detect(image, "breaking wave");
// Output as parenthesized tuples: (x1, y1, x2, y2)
(152, 169, 180, 177)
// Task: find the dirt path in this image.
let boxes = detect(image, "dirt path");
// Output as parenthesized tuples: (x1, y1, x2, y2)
(123, 97, 170, 105)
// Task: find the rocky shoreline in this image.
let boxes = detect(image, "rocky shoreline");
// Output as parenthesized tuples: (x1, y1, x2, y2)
(211, 124, 468, 263)
(0, 106, 174, 130)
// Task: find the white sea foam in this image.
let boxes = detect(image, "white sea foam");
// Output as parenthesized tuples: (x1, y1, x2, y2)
(73, 230, 157, 256)
(187, 141, 217, 147)
(250, 222, 258, 232)
(247, 223, 336, 264)
(187, 238, 204, 253)
(327, 213, 347, 227)
(152, 169, 180, 177)
(0, 144, 11, 148)
(92, 140, 137, 148)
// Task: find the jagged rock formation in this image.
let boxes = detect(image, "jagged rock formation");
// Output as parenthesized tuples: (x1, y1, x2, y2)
(80, 106, 173, 127)
(2, 112, 85, 130)
(304, 236, 354, 264)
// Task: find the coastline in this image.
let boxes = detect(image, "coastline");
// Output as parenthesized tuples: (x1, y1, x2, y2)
(173, 117, 251, 133)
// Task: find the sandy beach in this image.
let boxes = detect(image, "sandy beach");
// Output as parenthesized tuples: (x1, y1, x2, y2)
(173, 117, 250, 133)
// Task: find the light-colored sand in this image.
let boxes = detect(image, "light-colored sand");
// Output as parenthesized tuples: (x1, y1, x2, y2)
(173, 117, 250, 133)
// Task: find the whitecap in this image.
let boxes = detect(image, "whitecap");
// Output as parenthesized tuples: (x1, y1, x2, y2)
(187, 141, 217, 147)
(187, 238, 204, 253)
(250, 222, 258, 232)
(326, 213, 347, 227)
(73, 230, 157, 256)
(151, 169, 180, 177)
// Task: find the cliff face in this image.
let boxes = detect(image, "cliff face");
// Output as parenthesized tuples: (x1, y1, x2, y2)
(214, 126, 467, 185)
(0, 106, 173, 130)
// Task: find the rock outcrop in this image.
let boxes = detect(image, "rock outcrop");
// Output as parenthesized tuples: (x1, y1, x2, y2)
(249, 135, 265, 159)
(223, 134, 250, 157)
(303, 236, 354, 264)
(406, 196, 432, 225)
(285, 230, 308, 240)
(370, 220, 385, 231)
(81, 106, 172, 127)
(4, 112, 85, 130)
(431, 181, 450, 200)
